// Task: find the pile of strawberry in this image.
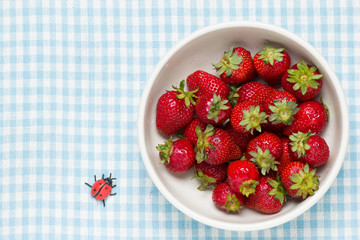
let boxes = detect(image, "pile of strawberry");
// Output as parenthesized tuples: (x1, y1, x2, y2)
(155, 44, 329, 214)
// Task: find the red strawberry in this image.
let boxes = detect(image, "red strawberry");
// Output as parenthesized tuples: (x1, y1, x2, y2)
(282, 60, 323, 101)
(247, 132, 283, 175)
(289, 131, 330, 168)
(156, 138, 196, 173)
(193, 161, 228, 191)
(264, 90, 299, 127)
(245, 176, 287, 214)
(195, 93, 231, 125)
(253, 43, 291, 86)
(223, 121, 253, 152)
(213, 46, 256, 85)
(156, 80, 197, 136)
(230, 101, 268, 135)
(277, 137, 294, 175)
(237, 81, 277, 105)
(281, 162, 319, 199)
(186, 70, 230, 98)
(212, 182, 245, 213)
(195, 124, 242, 165)
(227, 160, 260, 197)
(183, 118, 207, 146)
(283, 100, 328, 136)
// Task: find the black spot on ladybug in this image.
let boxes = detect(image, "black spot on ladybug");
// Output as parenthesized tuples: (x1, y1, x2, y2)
(100, 183, 102, 185)
(100, 194, 102, 196)
(93, 189, 96, 191)
(105, 187, 108, 190)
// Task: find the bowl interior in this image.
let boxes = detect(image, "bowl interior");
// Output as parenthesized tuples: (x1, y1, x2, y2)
(139, 23, 348, 231)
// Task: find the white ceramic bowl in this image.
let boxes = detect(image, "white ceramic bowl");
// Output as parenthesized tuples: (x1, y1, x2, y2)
(137, 22, 349, 231)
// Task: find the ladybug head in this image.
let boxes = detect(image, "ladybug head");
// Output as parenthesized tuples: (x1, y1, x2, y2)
(103, 173, 116, 187)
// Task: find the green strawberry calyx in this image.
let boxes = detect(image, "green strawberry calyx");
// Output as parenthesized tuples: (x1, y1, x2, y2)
(213, 45, 243, 77)
(192, 169, 217, 191)
(286, 60, 323, 95)
(228, 86, 241, 107)
(173, 80, 198, 108)
(249, 146, 280, 175)
(195, 124, 215, 163)
(289, 163, 319, 199)
(239, 105, 268, 135)
(239, 179, 259, 197)
(223, 194, 243, 213)
(156, 137, 174, 164)
(289, 131, 314, 158)
(258, 43, 285, 66)
(268, 175, 287, 205)
(208, 93, 230, 123)
(269, 98, 299, 125)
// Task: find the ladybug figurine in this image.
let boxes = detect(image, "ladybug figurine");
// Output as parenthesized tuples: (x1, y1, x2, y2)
(85, 173, 117, 207)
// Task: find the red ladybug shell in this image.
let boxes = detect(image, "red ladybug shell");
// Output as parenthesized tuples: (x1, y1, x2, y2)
(90, 179, 105, 196)
(90, 179, 113, 200)
(95, 183, 112, 200)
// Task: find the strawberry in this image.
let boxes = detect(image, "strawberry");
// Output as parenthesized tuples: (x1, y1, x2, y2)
(227, 160, 260, 197)
(230, 101, 268, 135)
(245, 176, 287, 214)
(264, 90, 299, 127)
(223, 121, 253, 152)
(247, 132, 283, 175)
(283, 100, 328, 136)
(281, 60, 323, 101)
(237, 81, 277, 105)
(254, 43, 291, 86)
(277, 137, 294, 175)
(213, 46, 256, 85)
(156, 80, 197, 136)
(195, 93, 231, 125)
(183, 118, 207, 146)
(156, 137, 196, 173)
(186, 70, 230, 98)
(193, 161, 228, 191)
(212, 182, 245, 213)
(280, 162, 319, 199)
(195, 124, 242, 165)
(289, 131, 330, 168)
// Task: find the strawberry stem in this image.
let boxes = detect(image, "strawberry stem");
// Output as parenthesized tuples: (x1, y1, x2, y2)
(239, 179, 259, 197)
(156, 137, 174, 164)
(207, 93, 230, 123)
(286, 60, 323, 95)
(213, 45, 243, 77)
(223, 194, 243, 213)
(228, 86, 241, 107)
(268, 175, 287, 204)
(239, 105, 268, 135)
(289, 131, 314, 158)
(249, 146, 279, 175)
(289, 164, 319, 199)
(192, 169, 216, 191)
(269, 98, 299, 125)
(258, 43, 285, 66)
(195, 124, 215, 163)
(173, 80, 198, 108)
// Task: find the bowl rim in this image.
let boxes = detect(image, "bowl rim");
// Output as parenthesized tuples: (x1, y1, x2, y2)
(137, 21, 349, 231)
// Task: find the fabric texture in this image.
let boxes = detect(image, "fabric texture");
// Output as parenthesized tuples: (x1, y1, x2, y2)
(0, 0, 359, 239)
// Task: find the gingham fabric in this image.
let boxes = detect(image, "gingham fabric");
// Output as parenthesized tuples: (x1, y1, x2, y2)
(0, 0, 359, 239)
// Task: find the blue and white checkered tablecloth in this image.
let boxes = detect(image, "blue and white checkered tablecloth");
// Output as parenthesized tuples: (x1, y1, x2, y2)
(0, 0, 359, 239)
